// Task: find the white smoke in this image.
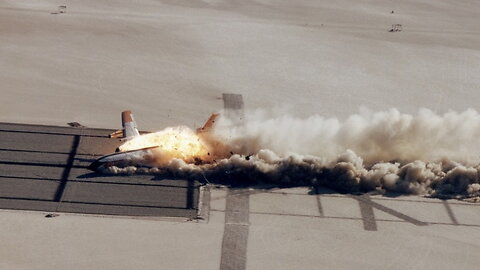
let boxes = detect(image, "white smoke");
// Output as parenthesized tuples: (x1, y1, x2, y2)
(213, 108, 480, 165)
(102, 108, 480, 199)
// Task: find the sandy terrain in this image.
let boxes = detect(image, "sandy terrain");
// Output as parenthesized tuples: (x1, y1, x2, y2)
(1, 0, 479, 130)
(1, 1, 480, 269)
(1, 188, 480, 270)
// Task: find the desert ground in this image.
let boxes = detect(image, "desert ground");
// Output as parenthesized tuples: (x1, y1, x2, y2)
(1, 0, 480, 269)
(1, 0, 479, 130)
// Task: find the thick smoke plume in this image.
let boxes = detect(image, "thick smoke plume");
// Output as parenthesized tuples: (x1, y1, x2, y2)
(213, 108, 480, 165)
(106, 108, 480, 200)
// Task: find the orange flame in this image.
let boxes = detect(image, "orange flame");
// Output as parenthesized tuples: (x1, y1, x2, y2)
(118, 126, 211, 165)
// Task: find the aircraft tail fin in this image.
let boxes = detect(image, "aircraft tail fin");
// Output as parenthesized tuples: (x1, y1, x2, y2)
(196, 113, 219, 133)
(109, 110, 140, 140)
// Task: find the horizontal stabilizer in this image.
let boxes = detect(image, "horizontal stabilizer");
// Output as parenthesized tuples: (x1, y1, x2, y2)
(109, 129, 124, 138)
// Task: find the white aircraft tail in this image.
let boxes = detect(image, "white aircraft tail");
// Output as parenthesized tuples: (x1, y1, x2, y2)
(109, 110, 140, 140)
(196, 113, 219, 133)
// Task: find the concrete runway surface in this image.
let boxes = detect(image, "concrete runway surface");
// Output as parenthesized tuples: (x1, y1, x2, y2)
(0, 122, 200, 218)
(1, 1, 480, 269)
(0, 121, 479, 269)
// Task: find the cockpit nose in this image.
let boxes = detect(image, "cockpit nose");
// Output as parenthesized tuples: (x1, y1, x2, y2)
(88, 160, 102, 171)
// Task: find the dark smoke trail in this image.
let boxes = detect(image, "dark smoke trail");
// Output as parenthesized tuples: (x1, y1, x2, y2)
(105, 149, 480, 200)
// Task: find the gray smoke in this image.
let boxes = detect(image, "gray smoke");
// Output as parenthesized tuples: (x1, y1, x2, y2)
(105, 149, 480, 199)
(213, 108, 480, 165)
(104, 108, 480, 200)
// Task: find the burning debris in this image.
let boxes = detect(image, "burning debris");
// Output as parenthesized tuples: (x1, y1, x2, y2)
(118, 126, 214, 165)
(96, 108, 480, 200)
(67, 122, 84, 128)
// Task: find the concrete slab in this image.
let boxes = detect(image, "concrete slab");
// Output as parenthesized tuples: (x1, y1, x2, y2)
(76, 135, 122, 156)
(0, 150, 69, 165)
(0, 123, 200, 218)
(448, 203, 480, 225)
(0, 130, 74, 153)
(248, 206, 480, 270)
(250, 192, 319, 216)
(0, 163, 65, 180)
(0, 178, 59, 200)
(373, 198, 453, 224)
(321, 195, 363, 219)
(0, 210, 225, 270)
(62, 181, 196, 209)
(210, 188, 228, 212)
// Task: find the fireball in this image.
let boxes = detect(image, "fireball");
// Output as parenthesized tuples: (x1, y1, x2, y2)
(118, 126, 211, 165)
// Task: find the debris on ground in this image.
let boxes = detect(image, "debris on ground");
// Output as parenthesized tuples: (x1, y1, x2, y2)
(389, 24, 402, 32)
(67, 122, 84, 128)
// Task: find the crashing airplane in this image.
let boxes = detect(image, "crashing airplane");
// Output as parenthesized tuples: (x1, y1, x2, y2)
(88, 111, 219, 171)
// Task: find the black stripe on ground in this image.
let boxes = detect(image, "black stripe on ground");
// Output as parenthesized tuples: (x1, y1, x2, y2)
(351, 195, 428, 226)
(54, 135, 80, 202)
(0, 175, 201, 189)
(0, 148, 71, 155)
(356, 195, 378, 231)
(0, 160, 87, 169)
(313, 187, 324, 217)
(0, 129, 106, 138)
(220, 189, 250, 270)
(0, 148, 103, 157)
(0, 196, 195, 210)
(70, 179, 201, 189)
(0, 175, 62, 182)
(241, 211, 480, 228)
(316, 195, 324, 217)
(258, 191, 480, 206)
(442, 200, 459, 225)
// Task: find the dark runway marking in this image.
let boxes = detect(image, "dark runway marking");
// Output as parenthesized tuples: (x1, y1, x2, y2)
(54, 135, 80, 202)
(356, 195, 378, 231)
(352, 195, 428, 226)
(0, 128, 105, 138)
(69, 179, 196, 188)
(0, 148, 72, 155)
(220, 189, 250, 270)
(242, 211, 480, 227)
(0, 196, 191, 210)
(258, 191, 480, 206)
(0, 148, 102, 158)
(0, 160, 86, 169)
(442, 200, 459, 225)
(0, 175, 60, 182)
(0, 123, 200, 218)
(316, 195, 324, 217)
(313, 187, 324, 217)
